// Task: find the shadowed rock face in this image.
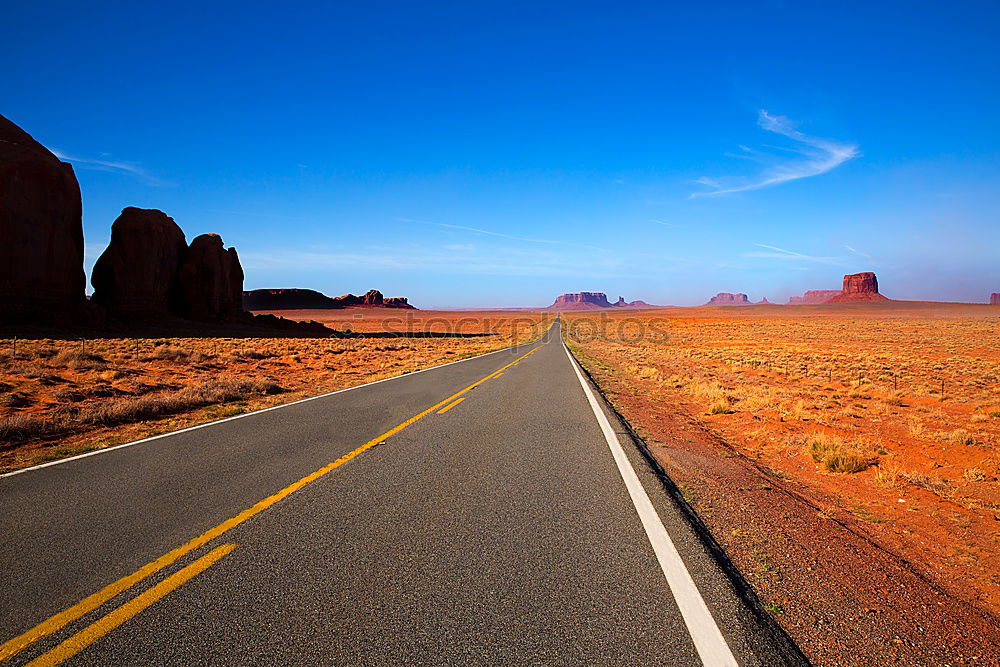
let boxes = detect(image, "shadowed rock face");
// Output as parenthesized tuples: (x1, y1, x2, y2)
(827, 272, 889, 302)
(91, 208, 187, 317)
(705, 293, 751, 306)
(788, 290, 841, 305)
(991, 294, 1000, 305)
(243, 289, 338, 310)
(0, 114, 87, 319)
(177, 234, 245, 321)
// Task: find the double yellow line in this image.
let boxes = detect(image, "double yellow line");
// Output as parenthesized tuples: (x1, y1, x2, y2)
(2, 344, 541, 665)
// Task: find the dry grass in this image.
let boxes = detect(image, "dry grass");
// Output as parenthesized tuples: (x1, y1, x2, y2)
(0, 313, 551, 469)
(566, 309, 1000, 614)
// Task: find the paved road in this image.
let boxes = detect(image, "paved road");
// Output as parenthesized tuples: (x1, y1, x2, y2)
(0, 320, 803, 665)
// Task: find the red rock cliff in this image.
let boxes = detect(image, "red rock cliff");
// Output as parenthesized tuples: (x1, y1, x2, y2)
(92, 208, 187, 317)
(991, 293, 1000, 305)
(704, 293, 751, 306)
(0, 114, 90, 322)
(826, 272, 889, 302)
(788, 290, 841, 305)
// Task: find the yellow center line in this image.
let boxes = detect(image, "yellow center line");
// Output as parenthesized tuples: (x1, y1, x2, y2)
(0, 344, 542, 663)
(436, 397, 466, 414)
(27, 544, 238, 667)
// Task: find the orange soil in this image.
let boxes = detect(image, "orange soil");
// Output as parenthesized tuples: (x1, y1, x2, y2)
(252, 307, 552, 335)
(0, 313, 550, 472)
(566, 306, 1000, 662)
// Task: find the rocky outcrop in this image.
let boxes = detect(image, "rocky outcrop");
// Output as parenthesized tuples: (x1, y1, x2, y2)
(756, 298, 772, 305)
(177, 234, 245, 321)
(788, 290, 841, 305)
(546, 292, 667, 310)
(826, 272, 889, 303)
(244, 288, 415, 310)
(91, 209, 246, 323)
(549, 292, 614, 309)
(704, 293, 751, 306)
(991, 294, 1000, 305)
(0, 113, 90, 322)
(243, 289, 339, 310)
(91, 208, 187, 317)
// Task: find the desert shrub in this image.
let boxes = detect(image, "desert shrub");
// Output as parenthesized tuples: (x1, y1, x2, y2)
(963, 468, 986, 482)
(147, 346, 191, 362)
(229, 349, 276, 360)
(77, 377, 283, 426)
(799, 432, 875, 473)
(0, 414, 45, 445)
(946, 429, 976, 445)
(901, 471, 955, 498)
(52, 349, 107, 370)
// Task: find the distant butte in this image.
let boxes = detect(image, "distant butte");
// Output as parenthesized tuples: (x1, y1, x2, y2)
(788, 290, 842, 305)
(826, 272, 889, 303)
(991, 293, 1000, 305)
(243, 288, 416, 310)
(545, 292, 666, 310)
(704, 293, 751, 306)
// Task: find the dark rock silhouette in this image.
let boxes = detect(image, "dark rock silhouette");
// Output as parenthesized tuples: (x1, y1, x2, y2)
(0, 113, 90, 322)
(827, 272, 889, 302)
(91, 208, 187, 317)
(788, 290, 841, 305)
(177, 234, 245, 321)
(243, 289, 339, 310)
(244, 288, 415, 310)
(704, 293, 751, 306)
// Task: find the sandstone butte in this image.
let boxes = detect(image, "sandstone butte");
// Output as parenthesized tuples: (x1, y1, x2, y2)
(242, 288, 415, 310)
(991, 293, 1000, 305)
(545, 293, 664, 311)
(92, 207, 246, 322)
(826, 271, 890, 303)
(0, 113, 95, 324)
(704, 293, 751, 306)
(787, 290, 842, 305)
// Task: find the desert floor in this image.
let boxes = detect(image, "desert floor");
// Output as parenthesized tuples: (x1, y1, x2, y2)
(565, 303, 1000, 661)
(0, 311, 551, 472)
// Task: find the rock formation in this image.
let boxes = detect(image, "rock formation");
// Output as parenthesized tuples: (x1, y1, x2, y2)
(704, 293, 751, 306)
(549, 292, 614, 309)
(788, 290, 841, 305)
(91, 208, 187, 317)
(177, 234, 245, 321)
(826, 272, 889, 303)
(243, 289, 338, 310)
(756, 298, 772, 305)
(991, 294, 1000, 305)
(0, 113, 90, 322)
(546, 292, 666, 310)
(243, 288, 415, 310)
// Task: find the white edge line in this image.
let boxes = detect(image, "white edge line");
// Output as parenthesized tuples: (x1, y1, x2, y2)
(0, 337, 540, 480)
(563, 342, 738, 667)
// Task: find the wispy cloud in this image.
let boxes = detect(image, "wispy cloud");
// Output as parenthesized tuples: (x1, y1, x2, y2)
(692, 110, 859, 197)
(650, 219, 677, 227)
(844, 244, 872, 259)
(741, 242, 844, 265)
(51, 150, 169, 186)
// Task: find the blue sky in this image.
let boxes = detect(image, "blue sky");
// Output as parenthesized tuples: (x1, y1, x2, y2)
(5, 0, 999, 307)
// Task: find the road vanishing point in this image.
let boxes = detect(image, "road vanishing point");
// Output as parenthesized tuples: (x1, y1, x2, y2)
(1, 320, 805, 666)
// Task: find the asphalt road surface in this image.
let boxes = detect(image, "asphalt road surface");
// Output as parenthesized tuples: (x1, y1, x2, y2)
(0, 320, 804, 666)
